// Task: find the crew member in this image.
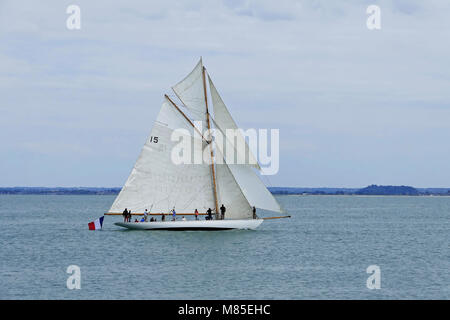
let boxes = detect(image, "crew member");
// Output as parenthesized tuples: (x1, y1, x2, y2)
(171, 207, 176, 221)
(220, 204, 226, 220)
(206, 208, 212, 220)
(122, 208, 128, 222)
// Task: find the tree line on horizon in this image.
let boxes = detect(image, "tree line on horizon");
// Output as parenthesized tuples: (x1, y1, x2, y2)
(1, 185, 450, 196)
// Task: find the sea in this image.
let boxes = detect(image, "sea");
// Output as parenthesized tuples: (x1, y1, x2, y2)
(0, 195, 448, 299)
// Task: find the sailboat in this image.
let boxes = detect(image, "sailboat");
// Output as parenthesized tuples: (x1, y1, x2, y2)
(105, 59, 288, 230)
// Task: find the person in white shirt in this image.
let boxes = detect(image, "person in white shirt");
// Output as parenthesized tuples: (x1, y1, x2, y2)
(144, 209, 148, 222)
(182, 216, 186, 221)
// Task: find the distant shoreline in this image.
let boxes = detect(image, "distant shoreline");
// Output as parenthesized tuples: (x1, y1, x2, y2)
(1, 185, 449, 196)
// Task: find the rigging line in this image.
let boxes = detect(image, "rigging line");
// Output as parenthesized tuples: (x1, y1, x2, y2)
(164, 170, 197, 212)
(180, 107, 208, 124)
(262, 172, 274, 187)
(182, 182, 213, 210)
(164, 178, 180, 211)
(184, 107, 207, 118)
(165, 94, 210, 144)
(210, 116, 262, 169)
(171, 86, 188, 109)
(167, 92, 202, 114)
(170, 88, 207, 116)
(148, 193, 172, 211)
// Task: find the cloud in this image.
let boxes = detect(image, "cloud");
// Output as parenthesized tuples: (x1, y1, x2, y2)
(1, 0, 449, 187)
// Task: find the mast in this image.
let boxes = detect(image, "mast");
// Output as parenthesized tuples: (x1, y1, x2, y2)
(202, 66, 220, 219)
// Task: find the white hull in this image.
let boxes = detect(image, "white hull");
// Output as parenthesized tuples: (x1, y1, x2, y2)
(114, 219, 263, 230)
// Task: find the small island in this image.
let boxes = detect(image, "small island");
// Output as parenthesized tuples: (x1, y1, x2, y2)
(355, 185, 419, 195)
(269, 185, 450, 196)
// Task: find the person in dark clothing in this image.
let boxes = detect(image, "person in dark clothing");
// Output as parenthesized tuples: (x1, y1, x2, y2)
(252, 206, 257, 219)
(127, 210, 132, 222)
(220, 204, 226, 220)
(161, 214, 165, 221)
(206, 208, 212, 220)
(122, 208, 128, 222)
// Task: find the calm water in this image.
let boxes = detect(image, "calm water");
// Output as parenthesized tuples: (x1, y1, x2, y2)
(0, 195, 448, 299)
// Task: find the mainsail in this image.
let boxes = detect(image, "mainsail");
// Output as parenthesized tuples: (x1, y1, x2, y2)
(109, 97, 215, 214)
(109, 58, 282, 218)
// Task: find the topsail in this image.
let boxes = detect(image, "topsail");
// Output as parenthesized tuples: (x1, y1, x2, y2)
(172, 58, 208, 129)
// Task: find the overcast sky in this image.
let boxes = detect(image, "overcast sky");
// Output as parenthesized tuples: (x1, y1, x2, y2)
(1, 0, 449, 188)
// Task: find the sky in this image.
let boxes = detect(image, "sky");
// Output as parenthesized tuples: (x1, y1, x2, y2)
(1, 0, 449, 188)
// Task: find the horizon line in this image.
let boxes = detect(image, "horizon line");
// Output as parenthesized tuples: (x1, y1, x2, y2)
(1, 185, 450, 189)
